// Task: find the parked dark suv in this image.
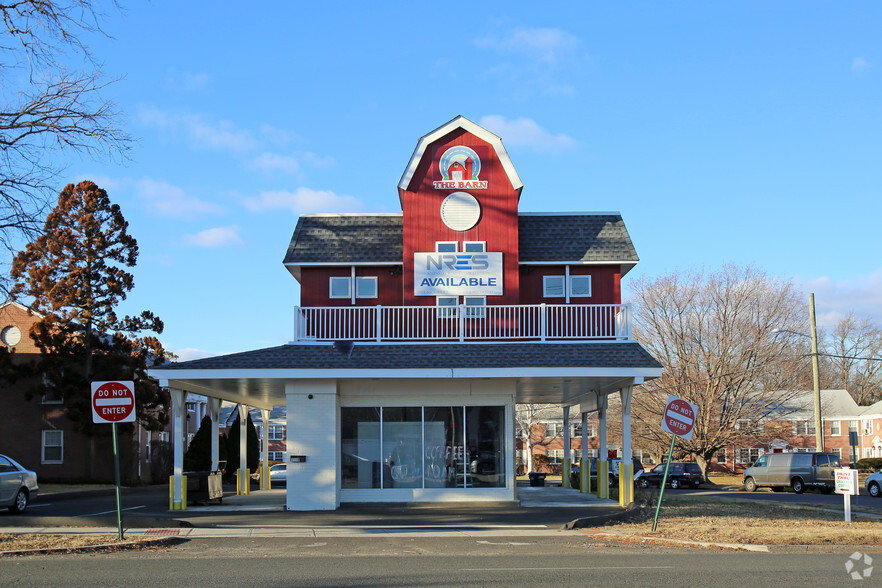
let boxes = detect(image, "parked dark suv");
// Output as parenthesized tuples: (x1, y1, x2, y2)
(638, 462, 704, 489)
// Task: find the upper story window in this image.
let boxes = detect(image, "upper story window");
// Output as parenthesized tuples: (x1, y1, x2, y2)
(435, 241, 458, 252)
(830, 420, 841, 435)
(329, 277, 351, 299)
(543, 275, 592, 299)
(268, 425, 286, 440)
(329, 276, 378, 300)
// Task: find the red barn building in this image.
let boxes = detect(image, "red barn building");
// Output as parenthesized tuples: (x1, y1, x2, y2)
(153, 116, 663, 510)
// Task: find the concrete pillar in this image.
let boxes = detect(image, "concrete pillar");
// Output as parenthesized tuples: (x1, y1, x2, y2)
(238, 404, 249, 495)
(580, 411, 589, 493)
(261, 408, 270, 490)
(620, 386, 634, 506)
(208, 398, 221, 472)
(286, 380, 339, 510)
(562, 406, 571, 488)
(597, 394, 608, 499)
(170, 388, 187, 509)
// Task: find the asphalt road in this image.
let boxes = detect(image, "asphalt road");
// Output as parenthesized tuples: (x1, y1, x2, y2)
(3, 536, 878, 587)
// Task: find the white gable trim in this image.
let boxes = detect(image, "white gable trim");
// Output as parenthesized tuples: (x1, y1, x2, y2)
(398, 115, 523, 199)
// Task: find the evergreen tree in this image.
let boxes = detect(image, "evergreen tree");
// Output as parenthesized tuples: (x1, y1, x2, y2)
(184, 415, 228, 472)
(10, 180, 169, 435)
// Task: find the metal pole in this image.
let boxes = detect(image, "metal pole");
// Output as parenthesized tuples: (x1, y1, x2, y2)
(112, 422, 124, 540)
(809, 293, 823, 452)
(652, 435, 677, 532)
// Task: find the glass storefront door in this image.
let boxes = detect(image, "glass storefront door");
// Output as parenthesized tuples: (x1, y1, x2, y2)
(340, 405, 506, 490)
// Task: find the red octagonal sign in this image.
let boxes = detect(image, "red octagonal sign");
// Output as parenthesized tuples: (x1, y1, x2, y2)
(661, 395, 697, 440)
(91, 381, 136, 424)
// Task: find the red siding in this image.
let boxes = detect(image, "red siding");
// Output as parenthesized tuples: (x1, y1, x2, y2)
(518, 265, 623, 305)
(401, 128, 520, 306)
(300, 266, 403, 307)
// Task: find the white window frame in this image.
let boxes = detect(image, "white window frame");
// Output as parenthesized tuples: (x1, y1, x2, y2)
(568, 275, 592, 298)
(355, 276, 378, 299)
(159, 432, 170, 443)
(145, 436, 152, 463)
(831, 447, 842, 459)
(543, 275, 565, 298)
(715, 447, 727, 464)
(268, 425, 286, 441)
(42, 430, 63, 464)
(863, 419, 873, 436)
(329, 276, 351, 299)
(464, 296, 486, 318)
(463, 241, 486, 253)
(435, 241, 458, 252)
(436, 296, 458, 318)
(848, 420, 859, 434)
(546, 449, 564, 465)
(830, 420, 841, 435)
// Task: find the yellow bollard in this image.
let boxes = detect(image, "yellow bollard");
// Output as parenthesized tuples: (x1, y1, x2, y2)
(169, 475, 187, 510)
(619, 462, 634, 507)
(597, 461, 608, 499)
(237, 468, 252, 495)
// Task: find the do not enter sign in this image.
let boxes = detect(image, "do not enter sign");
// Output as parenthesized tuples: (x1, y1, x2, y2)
(91, 381, 136, 424)
(661, 395, 698, 440)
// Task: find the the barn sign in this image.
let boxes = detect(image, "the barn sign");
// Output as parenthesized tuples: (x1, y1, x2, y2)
(433, 145, 488, 190)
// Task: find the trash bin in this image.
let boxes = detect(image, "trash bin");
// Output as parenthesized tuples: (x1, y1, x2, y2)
(528, 472, 547, 487)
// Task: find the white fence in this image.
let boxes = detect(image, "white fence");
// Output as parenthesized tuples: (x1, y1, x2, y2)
(293, 304, 631, 342)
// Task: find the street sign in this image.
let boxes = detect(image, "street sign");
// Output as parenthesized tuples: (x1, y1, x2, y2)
(91, 381, 136, 424)
(835, 468, 859, 496)
(661, 395, 697, 440)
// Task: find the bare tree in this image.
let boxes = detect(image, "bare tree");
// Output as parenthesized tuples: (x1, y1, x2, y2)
(0, 1, 130, 291)
(824, 313, 882, 406)
(629, 265, 809, 477)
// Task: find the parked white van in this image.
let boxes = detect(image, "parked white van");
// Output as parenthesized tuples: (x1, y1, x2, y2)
(742, 452, 839, 494)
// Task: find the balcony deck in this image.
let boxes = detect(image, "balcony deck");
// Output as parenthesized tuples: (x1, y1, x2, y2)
(293, 304, 631, 343)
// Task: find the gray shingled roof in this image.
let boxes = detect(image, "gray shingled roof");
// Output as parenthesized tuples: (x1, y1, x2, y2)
(160, 342, 662, 371)
(517, 214, 637, 263)
(283, 213, 637, 266)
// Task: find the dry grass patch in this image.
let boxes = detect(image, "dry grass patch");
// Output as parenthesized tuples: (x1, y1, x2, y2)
(0, 533, 158, 555)
(609, 495, 882, 545)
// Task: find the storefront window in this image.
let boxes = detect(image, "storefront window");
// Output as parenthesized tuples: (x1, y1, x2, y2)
(341, 407, 381, 489)
(424, 406, 464, 488)
(466, 406, 505, 487)
(382, 407, 423, 488)
(341, 405, 505, 490)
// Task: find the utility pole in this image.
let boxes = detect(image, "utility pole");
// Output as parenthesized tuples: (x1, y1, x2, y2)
(809, 293, 823, 452)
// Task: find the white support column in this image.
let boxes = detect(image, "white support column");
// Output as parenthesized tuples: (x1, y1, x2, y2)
(620, 386, 634, 506)
(286, 380, 339, 510)
(562, 406, 571, 488)
(598, 394, 608, 499)
(170, 387, 187, 510)
(261, 408, 270, 490)
(580, 411, 589, 494)
(208, 398, 221, 472)
(238, 404, 249, 495)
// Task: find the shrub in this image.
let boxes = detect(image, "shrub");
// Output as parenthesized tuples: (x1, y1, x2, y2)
(855, 458, 882, 472)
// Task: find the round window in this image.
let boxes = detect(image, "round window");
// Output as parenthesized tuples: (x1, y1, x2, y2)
(1, 325, 21, 347)
(440, 192, 481, 231)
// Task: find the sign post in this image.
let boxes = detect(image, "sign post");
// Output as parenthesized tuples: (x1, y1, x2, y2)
(91, 381, 136, 540)
(835, 468, 859, 523)
(653, 395, 698, 532)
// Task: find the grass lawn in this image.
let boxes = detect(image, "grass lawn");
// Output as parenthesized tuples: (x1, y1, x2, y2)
(606, 489, 882, 546)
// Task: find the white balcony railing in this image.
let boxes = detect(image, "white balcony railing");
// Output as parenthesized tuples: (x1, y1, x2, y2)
(292, 303, 631, 342)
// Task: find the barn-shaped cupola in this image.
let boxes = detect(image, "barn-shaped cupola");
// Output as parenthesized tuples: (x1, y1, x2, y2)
(397, 116, 524, 306)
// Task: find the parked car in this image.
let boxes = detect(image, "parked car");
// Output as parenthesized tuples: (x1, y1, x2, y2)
(0, 454, 38, 513)
(269, 463, 287, 486)
(742, 452, 838, 494)
(639, 462, 704, 489)
(865, 470, 882, 497)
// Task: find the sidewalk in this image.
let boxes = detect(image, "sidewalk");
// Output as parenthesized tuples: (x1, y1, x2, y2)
(1, 483, 627, 538)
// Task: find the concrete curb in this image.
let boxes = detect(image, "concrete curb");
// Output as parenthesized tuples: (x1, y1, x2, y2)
(561, 502, 640, 530)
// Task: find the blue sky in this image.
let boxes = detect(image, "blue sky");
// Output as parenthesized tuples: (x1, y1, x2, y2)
(55, 2, 882, 359)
